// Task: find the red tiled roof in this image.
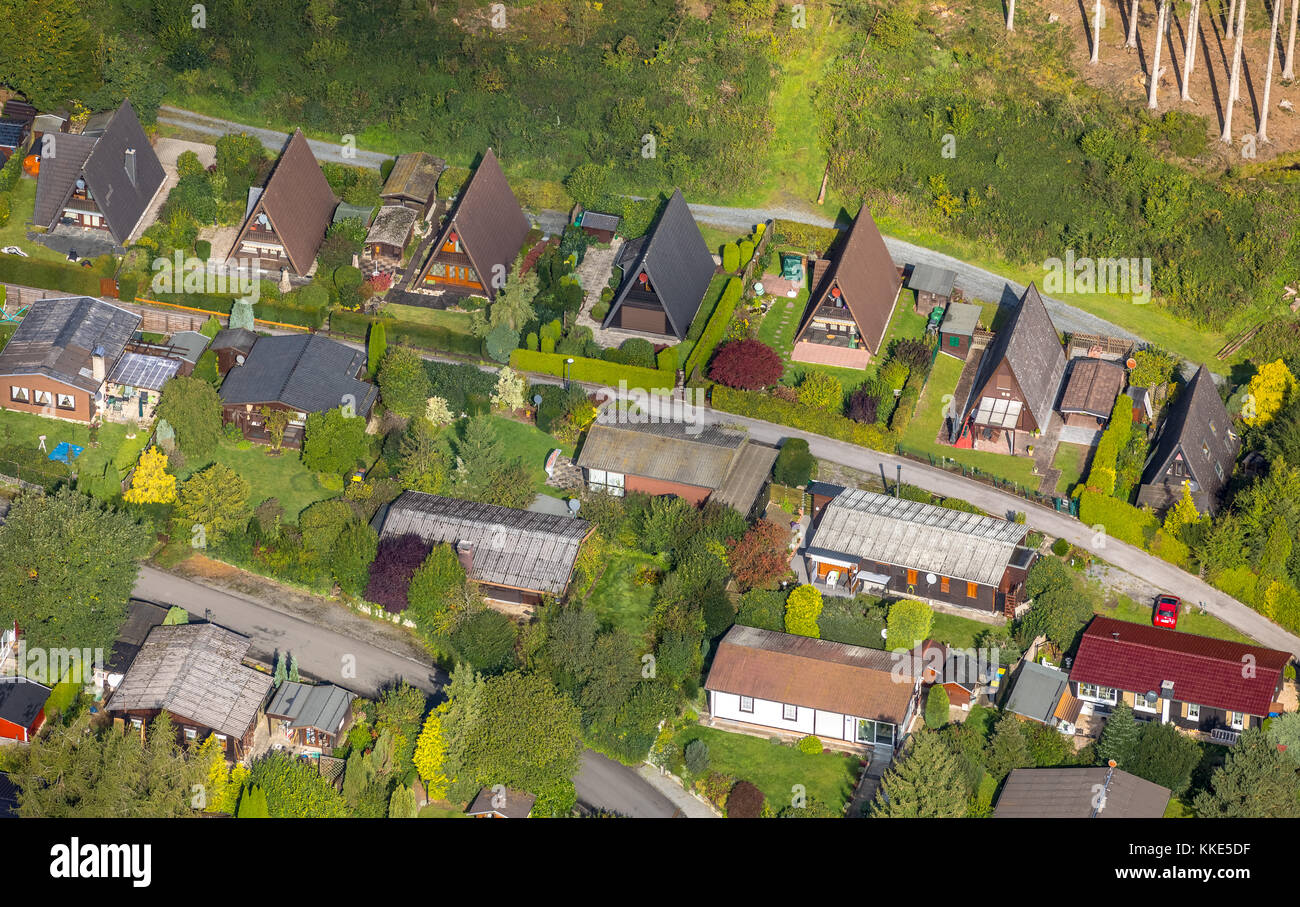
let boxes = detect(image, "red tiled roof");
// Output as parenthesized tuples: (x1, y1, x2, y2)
(1069, 617, 1290, 717)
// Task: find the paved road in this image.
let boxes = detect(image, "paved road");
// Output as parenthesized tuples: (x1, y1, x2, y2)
(665, 398, 1300, 657)
(133, 564, 445, 697)
(132, 564, 683, 815)
(157, 106, 392, 170)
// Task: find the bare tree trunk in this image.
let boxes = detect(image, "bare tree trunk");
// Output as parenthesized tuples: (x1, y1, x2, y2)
(1128, 0, 1141, 47)
(1285, 0, 1299, 80)
(1092, 0, 1104, 63)
(1227, 0, 1238, 37)
(1222, 0, 1248, 142)
(1261, 0, 1283, 140)
(1007, 0, 1016, 30)
(1182, 0, 1202, 100)
(1149, 0, 1171, 107)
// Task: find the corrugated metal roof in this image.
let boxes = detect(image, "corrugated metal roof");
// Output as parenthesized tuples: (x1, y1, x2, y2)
(107, 352, 180, 391)
(106, 624, 273, 739)
(265, 681, 354, 732)
(577, 416, 746, 490)
(905, 263, 957, 297)
(705, 625, 918, 724)
(0, 296, 140, 391)
(602, 189, 715, 340)
(218, 333, 377, 414)
(379, 491, 591, 595)
(940, 301, 981, 337)
(807, 488, 1025, 587)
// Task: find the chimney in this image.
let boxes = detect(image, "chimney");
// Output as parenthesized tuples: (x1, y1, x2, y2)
(124, 148, 136, 187)
(456, 541, 475, 576)
(91, 345, 106, 383)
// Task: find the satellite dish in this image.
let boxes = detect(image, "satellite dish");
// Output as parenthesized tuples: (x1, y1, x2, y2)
(256, 213, 269, 227)
(75, 178, 85, 190)
(567, 499, 581, 515)
(880, 628, 888, 640)
(1145, 690, 1159, 704)
(235, 354, 245, 365)
(532, 394, 542, 406)
(925, 573, 938, 585)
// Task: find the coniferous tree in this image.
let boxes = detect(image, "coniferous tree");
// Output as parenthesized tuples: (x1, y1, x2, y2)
(1193, 729, 1300, 817)
(872, 730, 969, 818)
(1097, 702, 1140, 766)
(986, 713, 1033, 781)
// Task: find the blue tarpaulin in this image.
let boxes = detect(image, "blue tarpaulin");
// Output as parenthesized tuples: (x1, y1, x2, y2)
(48, 442, 84, 463)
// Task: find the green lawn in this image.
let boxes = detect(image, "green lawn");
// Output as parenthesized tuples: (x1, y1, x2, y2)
(899, 353, 1041, 488)
(1099, 595, 1256, 645)
(0, 408, 137, 500)
(483, 415, 573, 496)
(1052, 442, 1091, 495)
(0, 176, 71, 263)
(674, 725, 860, 813)
(176, 440, 339, 522)
(382, 303, 476, 333)
(930, 610, 995, 649)
(418, 803, 467, 818)
(582, 548, 665, 636)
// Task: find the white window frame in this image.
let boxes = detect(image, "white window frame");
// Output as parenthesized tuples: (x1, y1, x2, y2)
(739, 695, 754, 714)
(56, 392, 75, 410)
(33, 389, 51, 407)
(10, 386, 28, 403)
(782, 703, 798, 722)
(1134, 696, 1159, 714)
(183, 727, 197, 740)
(1187, 703, 1201, 721)
(1229, 711, 1245, 730)
(1077, 683, 1118, 705)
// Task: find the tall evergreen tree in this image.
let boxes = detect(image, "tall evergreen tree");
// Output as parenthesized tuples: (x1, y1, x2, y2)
(986, 713, 1033, 781)
(1097, 702, 1140, 767)
(871, 730, 969, 818)
(1193, 729, 1300, 817)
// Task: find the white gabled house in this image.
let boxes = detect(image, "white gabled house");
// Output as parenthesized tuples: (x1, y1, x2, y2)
(704, 625, 922, 752)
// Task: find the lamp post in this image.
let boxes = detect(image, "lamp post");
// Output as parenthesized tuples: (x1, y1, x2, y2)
(896, 464, 902, 497)
(564, 357, 574, 390)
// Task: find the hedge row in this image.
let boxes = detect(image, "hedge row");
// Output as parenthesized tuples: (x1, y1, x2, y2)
(509, 348, 675, 391)
(0, 257, 102, 296)
(773, 219, 840, 255)
(1211, 567, 1300, 635)
(684, 277, 743, 380)
(331, 309, 482, 357)
(710, 385, 896, 450)
(1077, 490, 1159, 548)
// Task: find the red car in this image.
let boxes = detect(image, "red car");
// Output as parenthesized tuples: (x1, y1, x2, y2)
(1152, 595, 1180, 629)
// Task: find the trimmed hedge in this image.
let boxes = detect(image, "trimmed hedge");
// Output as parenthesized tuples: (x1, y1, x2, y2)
(0, 257, 102, 296)
(510, 348, 675, 391)
(330, 309, 482, 357)
(711, 385, 896, 450)
(684, 277, 743, 380)
(1077, 490, 1159, 548)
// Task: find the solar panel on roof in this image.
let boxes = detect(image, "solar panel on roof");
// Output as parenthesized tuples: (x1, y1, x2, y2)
(108, 352, 180, 391)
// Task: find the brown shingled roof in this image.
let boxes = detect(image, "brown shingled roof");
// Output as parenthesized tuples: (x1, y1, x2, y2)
(705, 625, 917, 724)
(381, 151, 444, 206)
(794, 207, 902, 356)
(1058, 357, 1126, 419)
(239, 130, 338, 274)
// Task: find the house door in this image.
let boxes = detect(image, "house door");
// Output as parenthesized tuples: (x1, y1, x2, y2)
(845, 715, 855, 742)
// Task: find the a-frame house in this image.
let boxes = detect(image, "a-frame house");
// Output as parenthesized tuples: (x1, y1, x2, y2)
(228, 129, 338, 277)
(602, 189, 715, 340)
(790, 206, 902, 369)
(1136, 365, 1239, 515)
(954, 283, 1066, 452)
(414, 148, 530, 300)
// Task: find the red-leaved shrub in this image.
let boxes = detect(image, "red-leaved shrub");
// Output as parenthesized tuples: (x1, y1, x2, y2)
(708, 339, 783, 390)
(364, 533, 432, 613)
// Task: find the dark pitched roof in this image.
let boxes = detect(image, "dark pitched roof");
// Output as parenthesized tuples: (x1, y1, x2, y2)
(0, 677, 51, 729)
(379, 491, 592, 595)
(33, 101, 167, 243)
(211, 328, 258, 356)
(466, 787, 536, 818)
(1, 99, 36, 124)
(1058, 357, 1126, 419)
(1004, 660, 1070, 724)
(1070, 616, 1289, 717)
(705, 625, 918, 724)
(0, 119, 27, 148)
(940, 302, 981, 337)
(418, 148, 530, 300)
(794, 207, 902, 355)
(31, 132, 98, 230)
(0, 296, 140, 392)
(1140, 365, 1238, 507)
(106, 623, 273, 739)
(905, 263, 957, 298)
(579, 210, 621, 232)
(602, 189, 715, 340)
(995, 767, 1170, 818)
(239, 130, 337, 274)
(106, 600, 170, 675)
(366, 205, 418, 247)
(218, 333, 377, 414)
(0, 772, 17, 817)
(265, 681, 354, 733)
(381, 151, 444, 204)
(961, 283, 1066, 431)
